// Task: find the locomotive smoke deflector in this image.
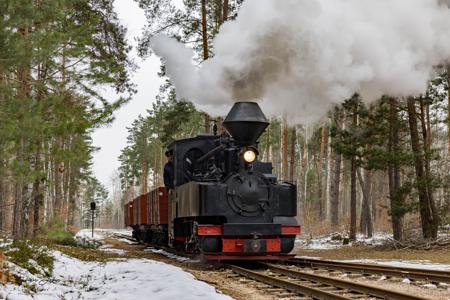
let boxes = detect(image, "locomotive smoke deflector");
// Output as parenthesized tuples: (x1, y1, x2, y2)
(223, 102, 269, 146)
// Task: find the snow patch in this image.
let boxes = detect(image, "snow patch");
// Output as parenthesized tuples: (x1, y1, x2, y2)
(99, 244, 127, 255)
(402, 278, 411, 284)
(144, 247, 199, 263)
(340, 259, 450, 271)
(295, 232, 391, 250)
(118, 238, 138, 245)
(3, 251, 232, 300)
(75, 229, 105, 241)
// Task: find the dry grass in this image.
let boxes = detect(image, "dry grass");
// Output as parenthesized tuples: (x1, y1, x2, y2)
(52, 245, 124, 262)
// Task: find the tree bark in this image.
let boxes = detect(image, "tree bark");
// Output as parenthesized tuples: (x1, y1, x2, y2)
(447, 66, 450, 150)
(330, 122, 342, 230)
(32, 176, 43, 236)
(388, 98, 403, 240)
(223, 0, 229, 22)
(407, 97, 438, 239)
(317, 126, 327, 219)
(358, 168, 373, 238)
(13, 25, 31, 239)
(282, 120, 288, 180)
(201, 0, 209, 60)
(289, 127, 296, 182)
(201, 0, 211, 133)
(350, 102, 358, 241)
(419, 98, 439, 237)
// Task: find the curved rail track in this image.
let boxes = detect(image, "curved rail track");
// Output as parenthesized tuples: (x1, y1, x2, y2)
(112, 233, 442, 299)
(290, 257, 450, 284)
(229, 263, 432, 300)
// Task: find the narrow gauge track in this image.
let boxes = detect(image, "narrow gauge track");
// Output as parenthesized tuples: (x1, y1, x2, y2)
(229, 263, 432, 300)
(112, 233, 138, 243)
(111, 235, 434, 299)
(290, 257, 450, 284)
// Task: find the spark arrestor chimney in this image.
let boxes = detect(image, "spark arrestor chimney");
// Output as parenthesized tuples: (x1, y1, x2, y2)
(223, 102, 269, 145)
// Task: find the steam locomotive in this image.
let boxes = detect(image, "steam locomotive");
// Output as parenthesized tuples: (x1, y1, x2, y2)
(124, 102, 300, 260)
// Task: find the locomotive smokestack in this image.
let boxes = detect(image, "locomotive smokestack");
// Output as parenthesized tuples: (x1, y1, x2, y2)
(223, 102, 269, 145)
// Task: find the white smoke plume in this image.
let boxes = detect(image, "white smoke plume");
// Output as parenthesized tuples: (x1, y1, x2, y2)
(151, 0, 450, 124)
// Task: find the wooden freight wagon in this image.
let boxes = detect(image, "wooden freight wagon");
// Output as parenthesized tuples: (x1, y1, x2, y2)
(130, 194, 148, 225)
(147, 187, 168, 226)
(124, 187, 169, 244)
(124, 201, 134, 227)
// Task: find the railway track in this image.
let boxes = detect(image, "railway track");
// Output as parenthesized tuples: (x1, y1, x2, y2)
(289, 257, 450, 284)
(229, 263, 432, 300)
(110, 234, 443, 299)
(111, 233, 137, 242)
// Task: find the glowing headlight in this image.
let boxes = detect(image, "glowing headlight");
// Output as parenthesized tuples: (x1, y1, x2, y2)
(243, 150, 256, 163)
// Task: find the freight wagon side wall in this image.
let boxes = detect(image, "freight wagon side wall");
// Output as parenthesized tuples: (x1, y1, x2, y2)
(144, 187, 169, 226)
(139, 194, 148, 225)
(146, 189, 154, 225)
(125, 188, 168, 227)
(124, 204, 129, 226)
(128, 202, 134, 227)
(159, 187, 168, 225)
(133, 198, 139, 225)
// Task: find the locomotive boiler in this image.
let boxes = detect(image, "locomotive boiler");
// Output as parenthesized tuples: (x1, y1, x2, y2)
(125, 102, 300, 260)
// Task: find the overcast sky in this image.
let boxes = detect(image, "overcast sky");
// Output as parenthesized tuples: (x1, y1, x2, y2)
(91, 0, 163, 190)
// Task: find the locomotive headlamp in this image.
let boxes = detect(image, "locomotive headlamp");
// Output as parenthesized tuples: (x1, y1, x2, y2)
(243, 149, 257, 163)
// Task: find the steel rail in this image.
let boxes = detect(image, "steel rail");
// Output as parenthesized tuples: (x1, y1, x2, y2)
(266, 264, 432, 300)
(291, 257, 450, 284)
(229, 265, 352, 300)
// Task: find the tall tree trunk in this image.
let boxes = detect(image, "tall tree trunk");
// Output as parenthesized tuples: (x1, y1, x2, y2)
(13, 25, 31, 239)
(282, 120, 288, 180)
(358, 168, 373, 238)
(223, 0, 229, 21)
(141, 136, 148, 195)
(447, 65, 450, 150)
(289, 127, 296, 182)
(317, 126, 327, 219)
(407, 97, 438, 239)
(201, 0, 211, 133)
(330, 117, 342, 230)
(388, 98, 403, 240)
(325, 122, 332, 221)
(201, 0, 209, 60)
(266, 124, 272, 161)
(419, 98, 439, 237)
(32, 177, 42, 236)
(350, 102, 358, 241)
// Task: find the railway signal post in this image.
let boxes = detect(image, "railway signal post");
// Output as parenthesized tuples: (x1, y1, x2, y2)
(90, 201, 96, 238)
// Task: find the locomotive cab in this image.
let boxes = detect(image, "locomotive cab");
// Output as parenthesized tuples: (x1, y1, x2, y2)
(167, 102, 300, 260)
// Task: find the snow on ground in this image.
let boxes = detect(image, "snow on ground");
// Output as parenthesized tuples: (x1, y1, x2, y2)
(75, 229, 135, 249)
(75, 229, 105, 241)
(295, 232, 391, 250)
(117, 238, 138, 245)
(75, 229, 133, 241)
(144, 247, 199, 263)
(2, 251, 233, 300)
(107, 229, 133, 237)
(339, 258, 450, 271)
(0, 238, 12, 248)
(99, 244, 127, 255)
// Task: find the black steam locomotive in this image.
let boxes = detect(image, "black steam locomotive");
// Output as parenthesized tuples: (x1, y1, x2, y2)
(126, 102, 300, 260)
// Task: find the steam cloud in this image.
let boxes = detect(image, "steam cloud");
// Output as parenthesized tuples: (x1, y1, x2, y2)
(151, 0, 450, 124)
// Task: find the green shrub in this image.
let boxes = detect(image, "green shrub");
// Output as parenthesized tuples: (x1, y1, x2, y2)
(3, 240, 54, 277)
(36, 220, 77, 246)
